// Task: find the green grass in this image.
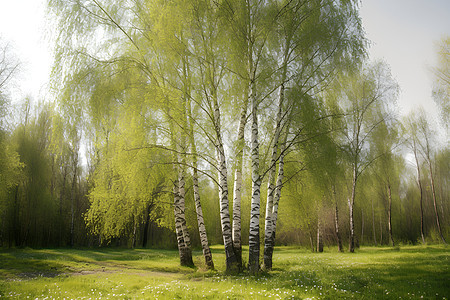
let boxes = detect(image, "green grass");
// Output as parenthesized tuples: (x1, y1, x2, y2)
(0, 245, 448, 299)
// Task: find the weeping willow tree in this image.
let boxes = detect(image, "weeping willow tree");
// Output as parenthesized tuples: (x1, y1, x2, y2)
(48, 0, 218, 267)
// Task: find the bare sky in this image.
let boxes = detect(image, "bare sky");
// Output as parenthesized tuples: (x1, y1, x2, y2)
(1, 0, 449, 121)
(360, 0, 450, 120)
(0, 0, 50, 102)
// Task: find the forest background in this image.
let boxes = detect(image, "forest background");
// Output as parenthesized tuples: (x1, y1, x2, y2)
(0, 0, 448, 273)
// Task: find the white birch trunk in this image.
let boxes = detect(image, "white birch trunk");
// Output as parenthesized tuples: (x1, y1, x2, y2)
(387, 183, 395, 247)
(188, 102, 214, 269)
(264, 37, 290, 266)
(361, 208, 364, 245)
(379, 215, 383, 244)
(170, 112, 193, 267)
(179, 69, 195, 265)
(70, 141, 79, 247)
(177, 161, 193, 265)
(248, 79, 261, 274)
(173, 181, 188, 266)
(213, 95, 238, 273)
(371, 197, 377, 246)
(263, 80, 285, 270)
(232, 102, 247, 267)
(332, 186, 343, 252)
(317, 217, 323, 252)
(412, 140, 426, 244)
(267, 130, 287, 267)
(428, 159, 447, 244)
(192, 170, 214, 269)
(349, 164, 357, 253)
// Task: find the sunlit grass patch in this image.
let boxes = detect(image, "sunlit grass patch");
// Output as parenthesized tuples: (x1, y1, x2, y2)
(0, 245, 448, 299)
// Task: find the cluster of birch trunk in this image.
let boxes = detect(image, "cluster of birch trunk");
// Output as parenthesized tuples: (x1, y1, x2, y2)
(47, 0, 367, 273)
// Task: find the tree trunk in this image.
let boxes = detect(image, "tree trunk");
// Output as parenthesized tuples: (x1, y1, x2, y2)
(438, 174, 445, 222)
(263, 80, 285, 270)
(192, 168, 214, 269)
(372, 197, 377, 246)
(348, 196, 354, 252)
(177, 163, 194, 266)
(412, 141, 426, 244)
(248, 79, 261, 275)
(379, 215, 383, 245)
(174, 173, 194, 267)
(267, 128, 288, 266)
(348, 164, 357, 252)
(131, 221, 137, 249)
(232, 100, 248, 269)
(179, 62, 194, 265)
(60, 165, 67, 245)
(13, 185, 20, 247)
(170, 109, 194, 267)
(421, 125, 446, 244)
(308, 224, 315, 252)
(213, 94, 238, 273)
(387, 183, 395, 247)
(70, 146, 78, 248)
(142, 203, 151, 248)
(232, 167, 243, 266)
(317, 217, 323, 253)
(188, 95, 214, 270)
(428, 161, 447, 244)
(334, 196, 343, 252)
(173, 181, 192, 267)
(361, 208, 364, 245)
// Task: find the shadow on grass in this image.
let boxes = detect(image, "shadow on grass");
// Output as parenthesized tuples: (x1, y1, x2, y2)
(0, 247, 190, 280)
(1, 245, 448, 299)
(0, 251, 65, 280)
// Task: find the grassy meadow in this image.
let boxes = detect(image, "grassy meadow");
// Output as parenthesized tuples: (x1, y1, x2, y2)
(0, 245, 448, 299)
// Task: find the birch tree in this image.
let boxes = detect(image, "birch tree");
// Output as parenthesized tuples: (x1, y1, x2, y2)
(48, 0, 370, 267)
(215, 0, 278, 274)
(415, 111, 447, 244)
(333, 61, 398, 252)
(403, 113, 427, 244)
(371, 120, 401, 247)
(187, 79, 214, 269)
(231, 97, 248, 268)
(262, 0, 365, 267)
